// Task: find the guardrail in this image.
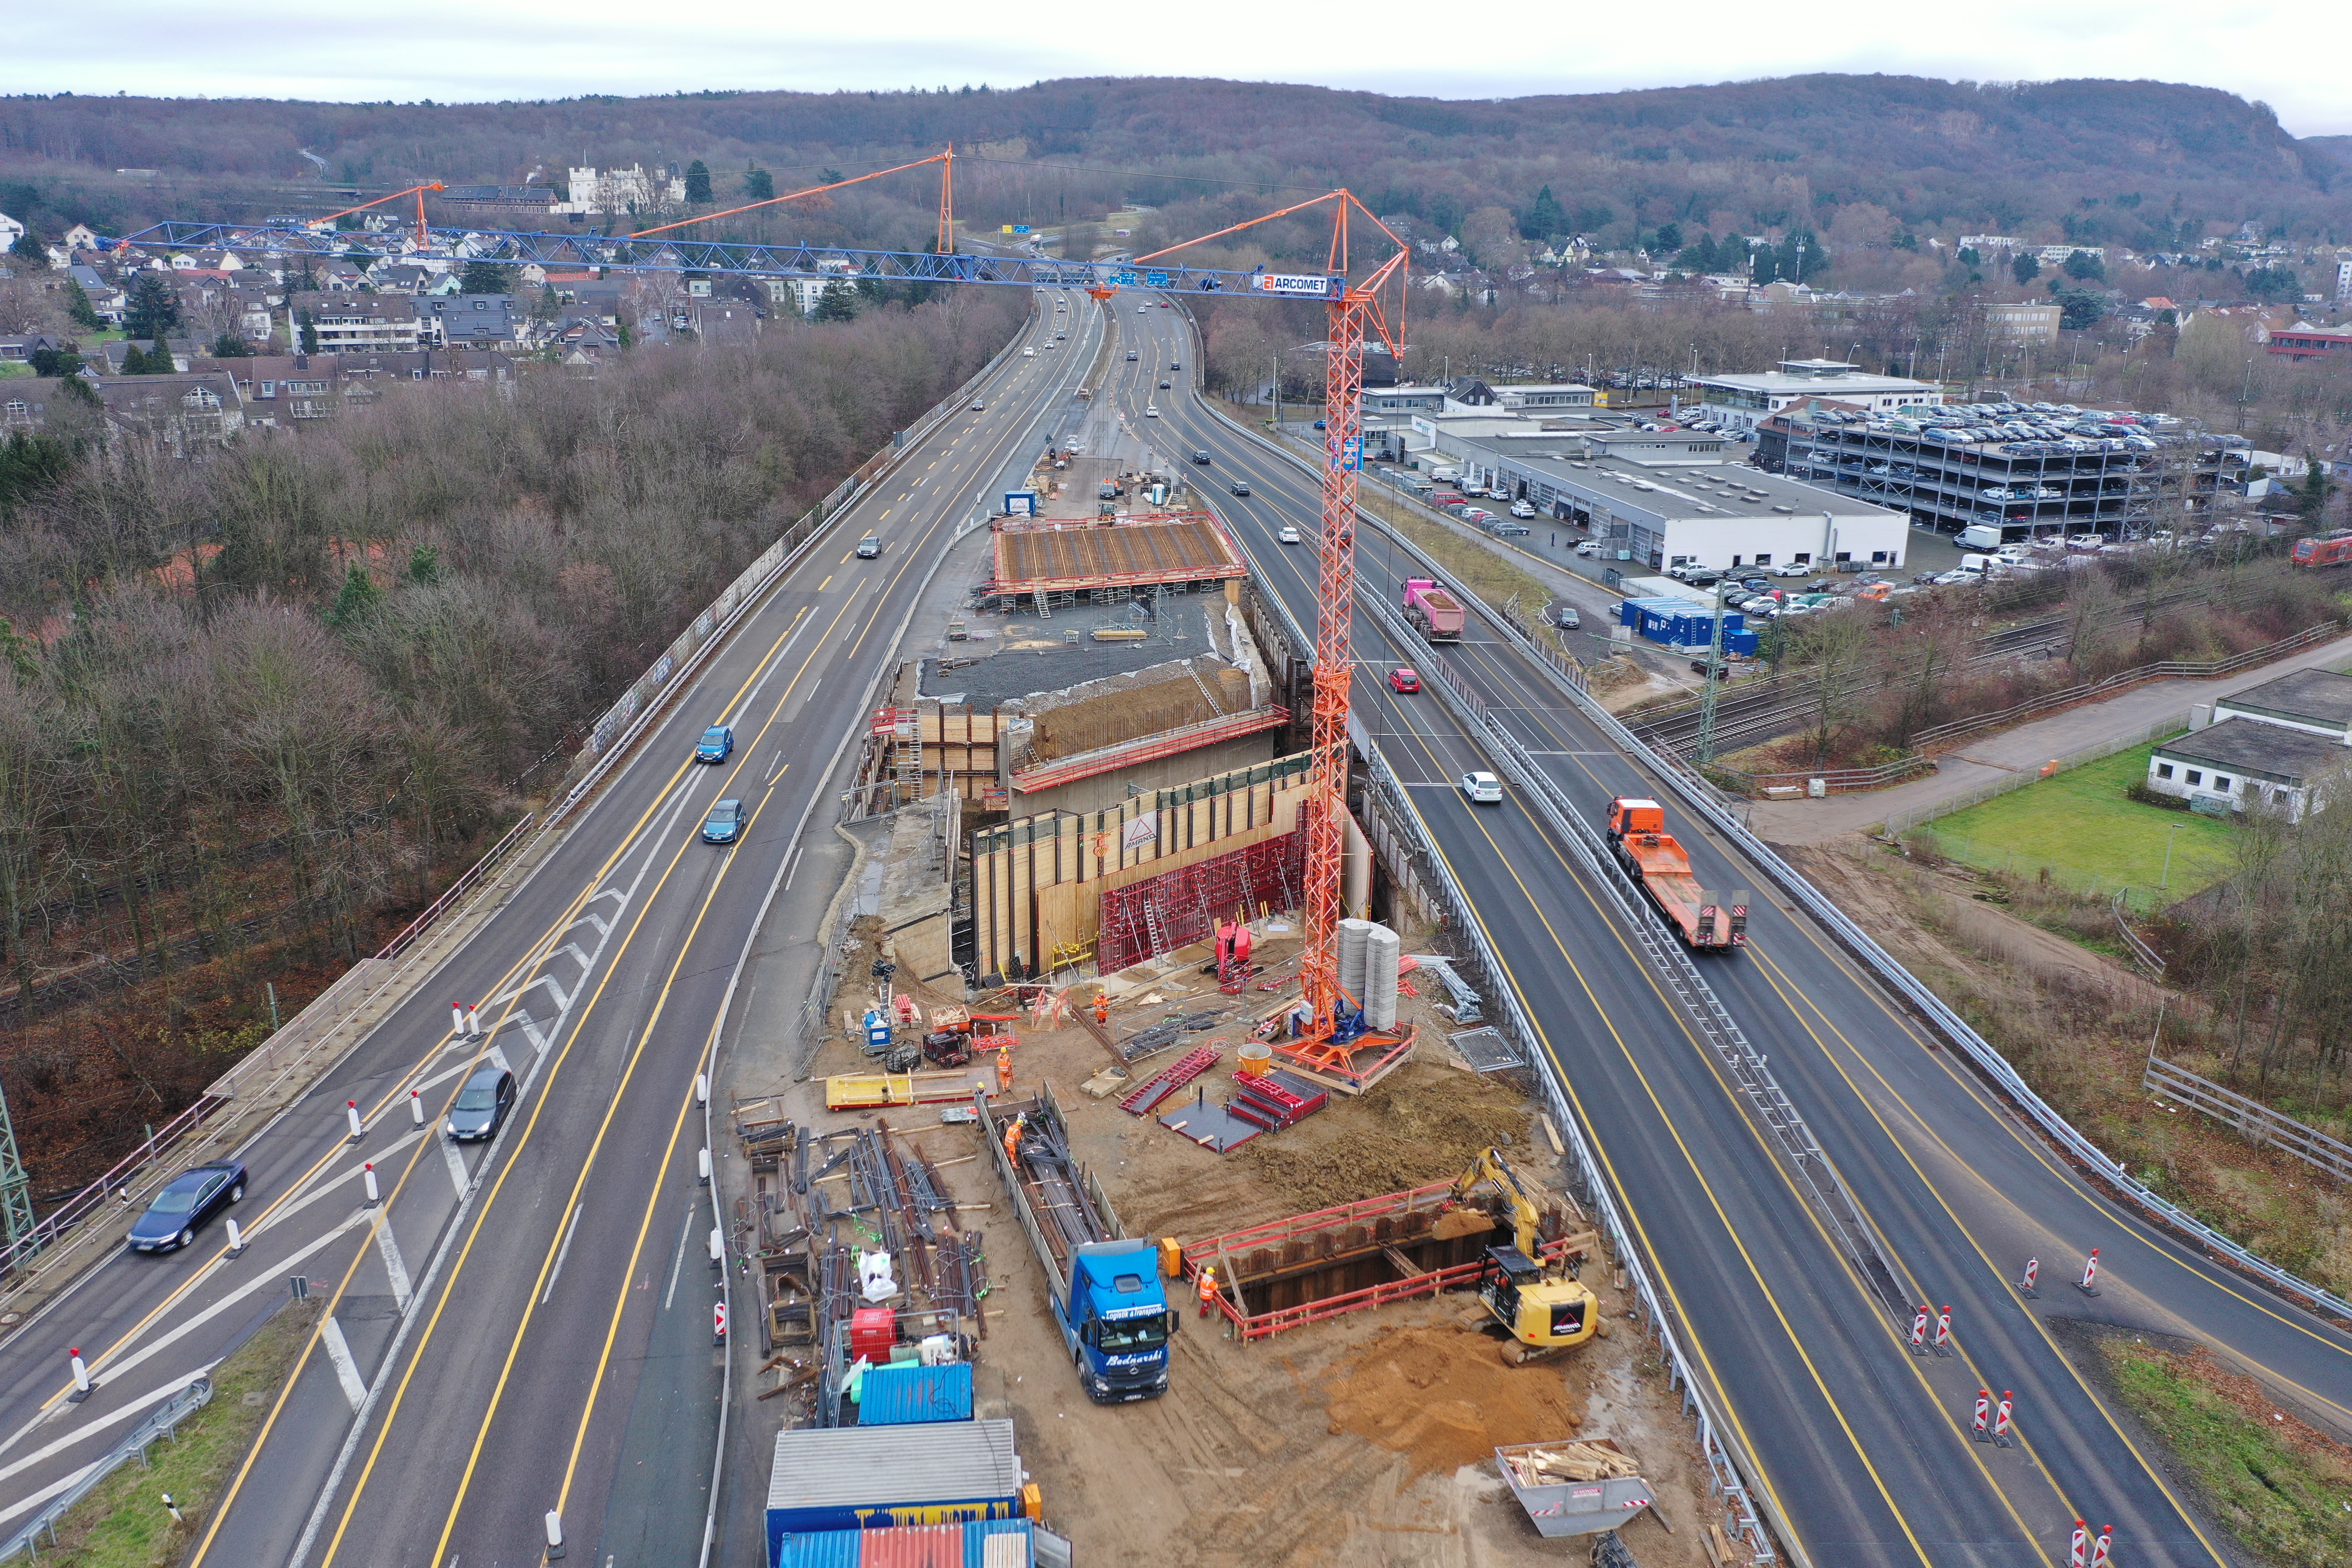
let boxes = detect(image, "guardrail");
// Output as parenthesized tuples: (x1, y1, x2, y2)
(1, 1371, 213, 1559)
(2143, 1054, 2352, 1186)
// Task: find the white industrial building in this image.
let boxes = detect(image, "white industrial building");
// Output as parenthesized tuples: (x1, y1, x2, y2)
(1685, 358, 1943, 432)
(1450, 431, 1909, 575)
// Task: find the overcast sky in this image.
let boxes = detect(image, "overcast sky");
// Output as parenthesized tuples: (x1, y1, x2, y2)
(10, 2, 2346, 138)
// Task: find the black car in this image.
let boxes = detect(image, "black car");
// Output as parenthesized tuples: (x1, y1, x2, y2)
(1191, 450, 1211, 464)
(1169, 361, 1181, 370)
(1158, 380, 1172, 389)
(1230, 482, 1251, 497)
(446, 1064, 517, 1142)
(127, 1161, 246, 1253)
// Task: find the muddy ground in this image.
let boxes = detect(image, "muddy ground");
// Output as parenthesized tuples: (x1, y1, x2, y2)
(754, 922, 1722, 1566)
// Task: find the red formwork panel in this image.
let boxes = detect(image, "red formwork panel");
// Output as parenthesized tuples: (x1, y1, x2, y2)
(1098, 830, 1304, 976)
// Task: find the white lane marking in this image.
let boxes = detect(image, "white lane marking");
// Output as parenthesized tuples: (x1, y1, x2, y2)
(257, 1130, 426, 1234)
(662, 1200, 697, 1311)
(88, 1213, 365, 1387)
(542, 1205, 585, 1305)
(319, 1316, 368, 1412)
(549, 942, 591, 972)
(440, 1136, 470, 1199)
(588, 886, 626, 907)
(491, 972, 570, 1011)
(515, 1012, 549, 1055)
(486, 1046, 511, 1076)
(0, 1363, 217, 1493)
(374, 1222, 413, 1314)
(410, 1058, 476, 1098)
(567, 911, 611, 938)
(0, 1460, 97, 1527)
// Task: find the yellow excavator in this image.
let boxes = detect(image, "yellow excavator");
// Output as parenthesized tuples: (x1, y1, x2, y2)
(1451, 1147, 1602, 1365)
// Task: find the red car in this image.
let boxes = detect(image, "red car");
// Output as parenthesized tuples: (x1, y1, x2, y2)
(1388, 668, 1421, 693)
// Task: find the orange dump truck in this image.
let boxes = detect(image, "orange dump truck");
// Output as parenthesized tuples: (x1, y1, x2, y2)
(1605, 797, 1746, 951)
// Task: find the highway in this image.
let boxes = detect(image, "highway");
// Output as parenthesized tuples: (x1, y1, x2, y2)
(1113, 299, 2352, 1567)
(0, 288, 1097, 1565)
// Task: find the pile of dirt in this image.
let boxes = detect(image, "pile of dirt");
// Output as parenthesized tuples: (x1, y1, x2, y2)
(1322, 1322, 1589, 1476)
(1241, 1060, 1535, 1204)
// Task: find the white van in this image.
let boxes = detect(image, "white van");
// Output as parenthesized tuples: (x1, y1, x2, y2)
(1957, 553, 1997, 576)
(1956, 523, 2003, 549)
(1429, 466, 1461, 483)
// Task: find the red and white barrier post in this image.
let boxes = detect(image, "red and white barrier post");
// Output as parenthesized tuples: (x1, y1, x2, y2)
(714, 1298, 728, 1345)
(1909, 1304, 1930, 1353)
(2089, 1525, 2112, 1567)
(2078, 1248, 2101, 1296)
(2019, 1257, 2040, 1297)
(451, 1001, 466, 1037)
(67, 1347, 95, 1403)
(1932, 1305, 1953, 1356)
(1971, 1389, 1991, 1441)
(362, 1162, 380, 1208)
(410, 1089, 425, 1128)
(2069, 1520, 2090, 1568)
(345, 1100, 364, 1141)
(1992, 1390, 2014, 1447)
(466, 1003, 481, 1038)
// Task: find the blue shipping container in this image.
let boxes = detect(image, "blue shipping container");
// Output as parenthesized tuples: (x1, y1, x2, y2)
(858, 1362, 975, 1426)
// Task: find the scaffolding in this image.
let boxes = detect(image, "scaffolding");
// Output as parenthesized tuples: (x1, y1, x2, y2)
(1096, 830, 1305, 974)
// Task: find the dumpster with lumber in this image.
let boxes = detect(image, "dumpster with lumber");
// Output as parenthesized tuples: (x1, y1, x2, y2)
(1494, 1437, 1657, 1540)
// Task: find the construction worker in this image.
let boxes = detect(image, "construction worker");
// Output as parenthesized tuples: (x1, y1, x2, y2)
(1003, 1111, 1025, 1166)
(1197, 1265, 1219, 1319)
(996, 1041, 1015, 1094)
(1093, 992, 1109, 1026)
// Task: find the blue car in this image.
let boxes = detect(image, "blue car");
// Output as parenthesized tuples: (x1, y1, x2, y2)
(702, 799, 744, 845)
(127, 1161, 246, 1253)
(695, 724, 734, 764)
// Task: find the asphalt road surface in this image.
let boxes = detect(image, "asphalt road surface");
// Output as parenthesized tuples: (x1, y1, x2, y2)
(1114, 301, 2351, 1567)
(0, 288, 1096, 1567)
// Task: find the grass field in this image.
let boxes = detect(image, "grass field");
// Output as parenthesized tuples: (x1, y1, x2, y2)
(33, 1300, 318, 1566)
(1912, 741, 2239, 907)
(2100, 1337, 2352, 1568)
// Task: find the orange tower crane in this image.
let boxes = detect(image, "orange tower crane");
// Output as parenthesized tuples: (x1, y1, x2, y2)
(1129, 195, 1409, 1063)
(293, 183, 446, 253)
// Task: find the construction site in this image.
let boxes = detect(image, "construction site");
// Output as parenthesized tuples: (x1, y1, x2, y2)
(725, 194, 1728, 1568)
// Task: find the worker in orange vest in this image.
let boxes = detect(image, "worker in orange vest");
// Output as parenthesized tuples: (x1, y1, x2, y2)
(1003, 1112, 1025, 1165)
(995, 1042, 1015, 1094)
(1197, 1265, 1219, 1319)
(1093, 992, 1109, 1026)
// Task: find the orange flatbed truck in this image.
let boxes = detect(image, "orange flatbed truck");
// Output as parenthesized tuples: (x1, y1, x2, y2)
(1605, 797, 1746, 951)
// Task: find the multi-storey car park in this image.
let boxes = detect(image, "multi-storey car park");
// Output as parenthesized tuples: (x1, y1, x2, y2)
(1755, 394, 2248, 546)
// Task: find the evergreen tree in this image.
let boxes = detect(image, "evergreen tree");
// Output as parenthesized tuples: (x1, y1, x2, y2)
(684, 160, 712, 204)
(742, 165, 775, 202)
(124, 273, 181, 340)
(298, 309, 319, 355)
(1521, 186, 1567, 241)
(64, 278, 102, 331)
(406, 544, 441, 585)
(2062, 249, 2106, 280)
(119, 344, 150, 375)
(327, 562, 385, 628)
(9, 228, 46, 267)
(211, 333, 254, 358)
(459, 260, 514, 295)
(1652, 221, 1683, 255)
(2012, 252, 2042, 285)
(2300, 456, 2334, 528)
(812, 281, 859, 322)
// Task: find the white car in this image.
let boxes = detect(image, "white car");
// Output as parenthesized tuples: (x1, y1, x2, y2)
(1573, 540, 1600, 557)
(1770, 562, 1811, 576)
(1933, 568, 1975, 585)
(1277, 526, 1301, 545)
(1138, 306, 1150, 314)
(969, 400, 985, 411)
(1460, 772, 1504, 805)
(1143, 406, 1160, 418)
(1022, 347, 1036, 358)
(1510, 501, 1537, 518)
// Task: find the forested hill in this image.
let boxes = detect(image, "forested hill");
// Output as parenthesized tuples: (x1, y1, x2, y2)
(2, 74, 2343, 249)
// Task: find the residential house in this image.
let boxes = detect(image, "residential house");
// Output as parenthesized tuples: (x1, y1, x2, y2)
(94, 372, 246, 454)
(201, 348, 520, 424)
(289, 292, 422, 352)
(61, 224, 97, 253)
(554, 318, 623, 366)
(96, 339, 191, 374)
(318, 260, 370, 292)
(0, 212, 25, 249)
(1983, 301, 2062, 341)
(1, 386, 59, 430)
(415, 293, 518, 347)
(0, 335, 67, 366)
(691, 299, 761, 346)
(369, 263, 434, 295)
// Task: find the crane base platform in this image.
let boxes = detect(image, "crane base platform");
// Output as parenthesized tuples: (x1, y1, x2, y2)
(1271, 1028, 1416, 1096)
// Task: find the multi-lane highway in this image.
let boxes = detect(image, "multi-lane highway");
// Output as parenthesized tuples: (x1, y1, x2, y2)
(0, 288, 1099, 1565)
(1109, 299, 2352, 1567)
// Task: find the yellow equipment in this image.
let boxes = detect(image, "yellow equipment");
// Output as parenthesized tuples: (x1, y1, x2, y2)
(1451, 1148, 1600, 1365)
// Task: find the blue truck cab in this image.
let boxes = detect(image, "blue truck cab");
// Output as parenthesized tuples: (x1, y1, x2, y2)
(1060, 1240, 1175, 1402)
(981, 1088, 1176, 1404)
